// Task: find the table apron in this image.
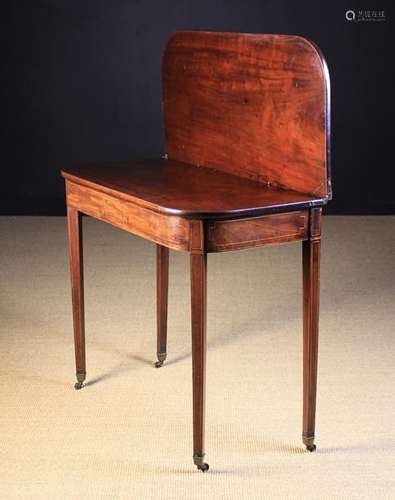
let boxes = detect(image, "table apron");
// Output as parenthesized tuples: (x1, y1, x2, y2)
(205, 210, 309, 252)
(66, 180, 309, 253)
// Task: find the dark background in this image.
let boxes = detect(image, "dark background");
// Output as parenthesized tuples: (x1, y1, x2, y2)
(1, 0, 393, 215)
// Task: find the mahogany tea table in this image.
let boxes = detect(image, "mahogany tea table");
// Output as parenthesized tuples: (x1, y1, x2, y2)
(61, 31, 331, 472)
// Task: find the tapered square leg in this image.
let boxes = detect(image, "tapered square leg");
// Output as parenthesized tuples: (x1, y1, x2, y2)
(67, 207, 86, 390)
(190, 251, 209, 472)
(302, 208, 321, 451)
(155, 244, 169, 368)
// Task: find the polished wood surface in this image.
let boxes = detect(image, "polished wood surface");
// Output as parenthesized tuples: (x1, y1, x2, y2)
(302, 207, 321, 451)
(156, 245, 169, 367)
(67, 207, 86, 390)
(190, 221, 208, 471)
(66, 179, 314, 254)
(66, 180, 191, 251)
(163, 31, 331, 198)
(63, 30, 331, 471)
(62, 159, 325, 219)
(205, 210, 308, 253)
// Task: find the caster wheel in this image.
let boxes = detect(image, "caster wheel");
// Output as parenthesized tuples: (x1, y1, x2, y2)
(306, 444, 316, 452)
(197, 463, 209, 472)
(74, 381, 84, 390)
(193, 454, 209, 472)
(155, 353, 166, 368)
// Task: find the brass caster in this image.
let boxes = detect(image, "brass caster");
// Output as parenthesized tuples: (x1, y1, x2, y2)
(303, 435, 316, 452)
(193, 454, 209, 472)
(197, 462, 209, 472)
(74, 372, 86, 390)
(154, 352, 166, 368)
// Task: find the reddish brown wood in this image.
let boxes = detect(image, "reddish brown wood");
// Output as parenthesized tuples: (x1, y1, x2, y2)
(66, 180, 191, 251)
(205, 210, 308, 252)
(190, 221, 208, 470)
(67, 207, 86, 389)
(302, 207, 322, 451)
(62, 31, 331, 469)
(155, 244, 169, 367)
(62, 159, 324, 220)
(163, 31, 331, 198)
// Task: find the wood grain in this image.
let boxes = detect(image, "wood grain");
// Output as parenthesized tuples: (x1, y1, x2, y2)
(163, 31, 330, 198)
(190, 251, 207, 460)
(67, 207, 86, 383)
(62, 30, 331, 467)
(302, 207, 322, 449)
(66, 180, 191, 252)
(156, 244, 169, 361)
(205, 210, 308, 252)
(62, 159, 325, 220)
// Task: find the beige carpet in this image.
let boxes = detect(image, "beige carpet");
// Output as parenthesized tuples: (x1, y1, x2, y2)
(0, 216, 394, 499)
